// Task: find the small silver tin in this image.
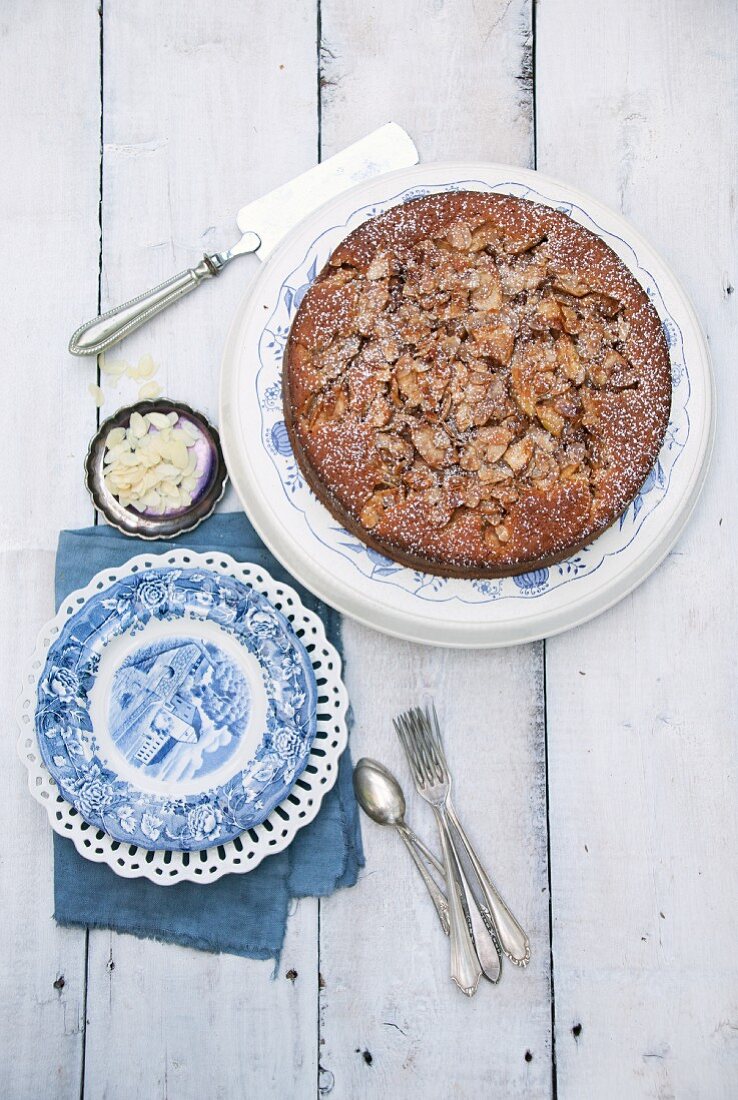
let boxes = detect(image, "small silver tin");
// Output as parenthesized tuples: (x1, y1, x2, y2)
(85, 399, 228, 540)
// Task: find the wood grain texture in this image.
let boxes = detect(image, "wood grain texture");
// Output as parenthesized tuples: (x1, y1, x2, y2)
(538, 2, 738, 1097)
(96, 0, 317, 430)
(0, 2, 101, 1097)
(319, 629, 552, 1097)
(318, 0, 533, 165)
(316, 3, 553, 1096)
(85, 906, 320, 1100)
(5, 0, 737, 1097)
(82, 3, 321, 1097)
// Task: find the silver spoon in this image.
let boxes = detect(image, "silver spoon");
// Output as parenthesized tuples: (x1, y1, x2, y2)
(353, 757, 450, 935)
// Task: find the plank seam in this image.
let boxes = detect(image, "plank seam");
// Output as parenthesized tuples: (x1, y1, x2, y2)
(81, 3, 104, 1091)
(543, 638, 557, 1098)
(79, 927, 90, 1100)
(316, 0, 323, 162)
(532, 7, 556, 1092)
(531, 0, 538, 170)
(316, 4, 323, 1094)
(93, 0, 105, 527)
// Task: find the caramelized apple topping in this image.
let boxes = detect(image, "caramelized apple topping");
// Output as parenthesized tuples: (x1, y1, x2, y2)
(294, 215, 636, 537)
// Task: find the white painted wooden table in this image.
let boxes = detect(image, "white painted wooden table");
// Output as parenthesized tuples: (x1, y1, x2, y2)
(3, 2, 737, 1096)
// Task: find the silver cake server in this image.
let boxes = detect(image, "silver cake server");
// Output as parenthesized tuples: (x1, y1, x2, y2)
(69, 122, 418, 357)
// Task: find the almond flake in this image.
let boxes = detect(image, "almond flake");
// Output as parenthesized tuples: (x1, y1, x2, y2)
(180, 420, 201, 440)
(100, 358, 130, 378)
(102, 404, 203, 516)
(136, 354, 158, 380)
(170, 441, 189, 469)
(139, 381, 162, 400)
(105, 427, 126, 447)
(130, 411, 148, 438)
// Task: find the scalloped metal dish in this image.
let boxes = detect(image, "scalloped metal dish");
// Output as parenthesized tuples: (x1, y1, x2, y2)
(85, 399, 228, 540)
(219, 162, 714, 648)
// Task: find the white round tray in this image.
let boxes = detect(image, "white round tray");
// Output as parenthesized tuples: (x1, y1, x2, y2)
(16, 550, 349, 885)
(220, 163, 714, 648)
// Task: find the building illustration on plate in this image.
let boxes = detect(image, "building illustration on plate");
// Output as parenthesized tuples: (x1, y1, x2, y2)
(111, 641, 213, 771)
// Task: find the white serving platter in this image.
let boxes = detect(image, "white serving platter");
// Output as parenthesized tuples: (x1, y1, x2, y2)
(220, 163, 714, 648)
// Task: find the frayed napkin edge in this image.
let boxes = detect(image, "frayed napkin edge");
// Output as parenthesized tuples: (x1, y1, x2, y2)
(52, 912, 284, 964)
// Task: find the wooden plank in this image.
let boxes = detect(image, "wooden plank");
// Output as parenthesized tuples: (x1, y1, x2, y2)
(0, 1, 101, 1097)
(85, 909, 319, 1100)
(321, 628, 553, 1098)
(82, 3, 320, 1097)
(317, 3, 553, 1096)
(318, 0, 533, 165)
(537, 2, 738, 1097)
(94, 0, 317, 432)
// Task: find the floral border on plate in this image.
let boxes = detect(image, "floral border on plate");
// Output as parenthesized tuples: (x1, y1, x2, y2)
(254, 178, 689, 605)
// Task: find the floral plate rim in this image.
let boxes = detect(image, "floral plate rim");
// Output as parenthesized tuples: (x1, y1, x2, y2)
(17, 550, 349, 882)
(32, 563, 318, 850)
(220, 162, 714, 647)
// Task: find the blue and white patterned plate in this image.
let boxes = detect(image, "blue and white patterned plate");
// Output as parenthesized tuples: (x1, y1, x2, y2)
(34, 563, 318, 850)
(220, 163, 714, 647)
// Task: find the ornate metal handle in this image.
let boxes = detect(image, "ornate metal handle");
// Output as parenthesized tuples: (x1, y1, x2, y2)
(439, 810, 502, 983)
(447, 799, 531, 966)
(431, 807, 482, 996)
(400, 822, 444, 877)
(69, 253, 226, 356)
(460, 867, 502, 984)
(396, 826, 449, 935)
(399, 822, 500, 979)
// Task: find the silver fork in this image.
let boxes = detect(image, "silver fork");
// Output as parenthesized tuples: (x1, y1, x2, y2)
(424, 704, 531, 967)
(395, 711, 501, 994)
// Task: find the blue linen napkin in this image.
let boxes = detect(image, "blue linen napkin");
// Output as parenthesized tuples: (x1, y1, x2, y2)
(52, 513, 363, 961)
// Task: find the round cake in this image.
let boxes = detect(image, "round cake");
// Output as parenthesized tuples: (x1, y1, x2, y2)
(282, 191, 671, 577)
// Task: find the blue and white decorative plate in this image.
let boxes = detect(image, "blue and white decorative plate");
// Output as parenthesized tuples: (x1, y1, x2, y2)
(220, 163, 714, 647)
(19, 553, 347, 867)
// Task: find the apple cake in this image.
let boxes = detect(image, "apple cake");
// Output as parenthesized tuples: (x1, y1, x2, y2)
(282, 191, 671, 577)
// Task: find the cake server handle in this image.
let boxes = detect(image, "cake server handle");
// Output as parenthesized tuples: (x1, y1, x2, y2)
(68, 241, 260, 357)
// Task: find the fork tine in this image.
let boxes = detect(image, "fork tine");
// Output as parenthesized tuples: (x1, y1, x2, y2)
(427, 702, 450, 776)
(394, 712, 413, 739)
(408, 709, 432, 781)
(410, 707, 442, 783)
(428, 701, 441, 740)
(406, 713, 429, 783)
(394, 712, 425, 787)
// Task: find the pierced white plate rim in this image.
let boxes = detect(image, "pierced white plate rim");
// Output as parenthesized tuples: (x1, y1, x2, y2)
(220, 162, 714, 648)
(16, 550, 349, 885)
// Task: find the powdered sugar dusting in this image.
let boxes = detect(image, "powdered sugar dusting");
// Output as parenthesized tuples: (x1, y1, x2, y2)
(284, 192, 671, 576)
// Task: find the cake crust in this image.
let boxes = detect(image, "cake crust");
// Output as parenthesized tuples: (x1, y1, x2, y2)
(282, 191, 671, 578)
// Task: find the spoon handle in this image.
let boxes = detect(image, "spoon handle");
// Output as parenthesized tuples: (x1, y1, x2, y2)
(396, 826, 450, 935)
(409, 823, 500, 980)
(401, 824, 445, 878)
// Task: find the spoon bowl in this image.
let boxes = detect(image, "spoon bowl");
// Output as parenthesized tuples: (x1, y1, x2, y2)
(353, 756, 451, 935)
(353, 757, 407, 827)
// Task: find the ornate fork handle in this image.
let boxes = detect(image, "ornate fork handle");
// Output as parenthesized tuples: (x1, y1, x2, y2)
(440, 807, 502, 983)
(447, 799, 531, 967)
(431, 806, 483, 996)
